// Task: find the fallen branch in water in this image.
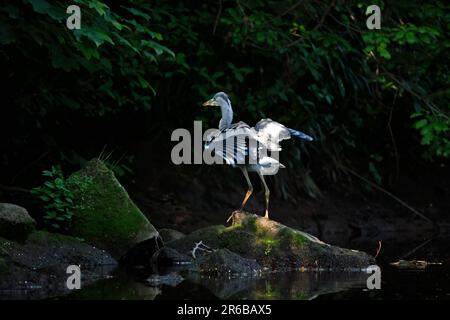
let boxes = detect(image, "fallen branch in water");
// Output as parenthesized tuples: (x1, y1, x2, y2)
(190, 241, 213, 260)
(343, 167, 432, 223)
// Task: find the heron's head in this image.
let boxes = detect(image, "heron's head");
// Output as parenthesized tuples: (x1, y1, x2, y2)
(202, 92, 231, 108)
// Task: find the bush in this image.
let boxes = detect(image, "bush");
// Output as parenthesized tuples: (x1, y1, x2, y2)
(31, 166, 75, 231)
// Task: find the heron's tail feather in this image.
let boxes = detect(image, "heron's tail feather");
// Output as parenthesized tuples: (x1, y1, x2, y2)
(288, 128, 314, 141)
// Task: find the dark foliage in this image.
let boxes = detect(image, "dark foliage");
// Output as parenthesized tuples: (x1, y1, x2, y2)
(0, 0, 448, 197)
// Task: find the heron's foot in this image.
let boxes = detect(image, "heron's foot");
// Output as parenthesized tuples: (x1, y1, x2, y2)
(226, 211, 236, 224)
(264, 211, 269, 219)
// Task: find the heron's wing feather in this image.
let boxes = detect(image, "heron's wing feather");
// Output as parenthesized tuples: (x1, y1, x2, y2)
(255, 118, 291, 151)
(205, 123, 264, 165)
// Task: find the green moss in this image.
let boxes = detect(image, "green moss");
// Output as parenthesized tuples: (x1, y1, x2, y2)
(66, 159, 157, 258)
(242, 215, 269, 237)
(279, 228, 306, 248)
(219, 228, 254, 254)
(245, 216, 257, 233)
(295, 291, 307, 300)
(68, 160, 145, 243)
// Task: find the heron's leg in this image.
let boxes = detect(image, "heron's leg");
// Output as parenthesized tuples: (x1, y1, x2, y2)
(258, 172, 270, 219)
(227, 166, 253, 224)
(239, 166, 253, 210)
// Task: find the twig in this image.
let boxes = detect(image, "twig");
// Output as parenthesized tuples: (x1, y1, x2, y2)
(343, 167, 432, 223)
(190, 241, 213, 259)
(313, 0, 335, 30)
(387, 91, 400, 181)
(375, 240, 382, 258)
(0, 184, 30, 194)
(382, 69, 449, 120)
(275, 0, 304, 19)
(212, 0, 222, 35)
(399, 238, 433, 260)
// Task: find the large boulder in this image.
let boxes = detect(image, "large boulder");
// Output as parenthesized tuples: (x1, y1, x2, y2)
(167, 211, 375, 271)
(0, 203, 36, 241)
(0, 231, 117, 299)
(66, 159, 159, 259)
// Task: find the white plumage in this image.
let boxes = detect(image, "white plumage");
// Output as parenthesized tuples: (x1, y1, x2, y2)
(203, 92, 313, 219)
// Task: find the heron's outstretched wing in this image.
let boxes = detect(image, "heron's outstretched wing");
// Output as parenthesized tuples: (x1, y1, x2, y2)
(205, 122, 265, 165)
(255, 118, 313, 151)
(255, 118, 291, 151)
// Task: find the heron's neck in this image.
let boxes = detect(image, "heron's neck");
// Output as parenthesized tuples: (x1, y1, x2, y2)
(219, 103, 233, 130)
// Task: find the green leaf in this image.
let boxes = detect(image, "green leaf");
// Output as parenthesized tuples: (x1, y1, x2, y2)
(88, 1, 109, 16)
(413, 119, 428, 129)
(256, 32, 265, 42)
(84, 30, 115, 47)
(44, 181, 56, 189)
(141, 40, 175, 57)
(28, 0, 50, 14)
(405, 32, 417, 44)
(123, 7, 151, 21)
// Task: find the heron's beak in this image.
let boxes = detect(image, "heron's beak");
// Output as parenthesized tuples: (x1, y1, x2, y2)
(202, 99, 219, 107)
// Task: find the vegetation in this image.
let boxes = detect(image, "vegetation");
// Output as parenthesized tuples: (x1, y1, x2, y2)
(31, 166, 75, 231)
(1, 1, 449, 207)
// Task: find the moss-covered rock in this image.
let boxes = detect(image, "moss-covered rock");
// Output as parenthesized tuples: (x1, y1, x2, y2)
(66, 159, 159, 259)
(0, 203, 36, 241)
(167, 211, 375, 271)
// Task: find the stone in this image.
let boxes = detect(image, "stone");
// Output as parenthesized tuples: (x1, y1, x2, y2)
(66, 159, 159, 259)
(0, 231, 117, 299)
(167, 210, 375, 271)
(0, 203, 36, 241)
(159, 228, 185, 243)
(194, 249, 261, 276)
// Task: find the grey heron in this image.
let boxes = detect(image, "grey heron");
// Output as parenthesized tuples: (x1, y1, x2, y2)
(203, 92, 313, 220)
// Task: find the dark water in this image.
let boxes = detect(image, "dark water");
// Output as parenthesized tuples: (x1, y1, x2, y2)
(64, 234, 450, 300)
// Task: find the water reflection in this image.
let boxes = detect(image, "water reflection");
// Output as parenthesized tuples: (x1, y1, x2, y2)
(188, 271, 370, 300)
(64, 234, 450, 300)
(9, 234, 450, 300)
(65, 269, 371, 300)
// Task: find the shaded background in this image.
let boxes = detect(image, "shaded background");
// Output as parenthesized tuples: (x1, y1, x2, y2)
(0, 0, 449, 242)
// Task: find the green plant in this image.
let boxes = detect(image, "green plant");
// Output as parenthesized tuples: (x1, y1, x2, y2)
(412, 111, 450, 158)
(262, 238, 279, 256)
(31, 166, 75, 231)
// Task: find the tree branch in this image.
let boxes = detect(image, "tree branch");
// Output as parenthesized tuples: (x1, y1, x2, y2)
(343, 167, 433, 224)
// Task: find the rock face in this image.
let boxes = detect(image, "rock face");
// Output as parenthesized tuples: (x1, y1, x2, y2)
(155, 247, 191, 266)
(159, 228, 185, 243)
(167, 211, 375, 271)
(0, 231, 117, 299)
(193, 249, 261, 276)
(66, 159, 159, 259)
(0, 203, 36, 241)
